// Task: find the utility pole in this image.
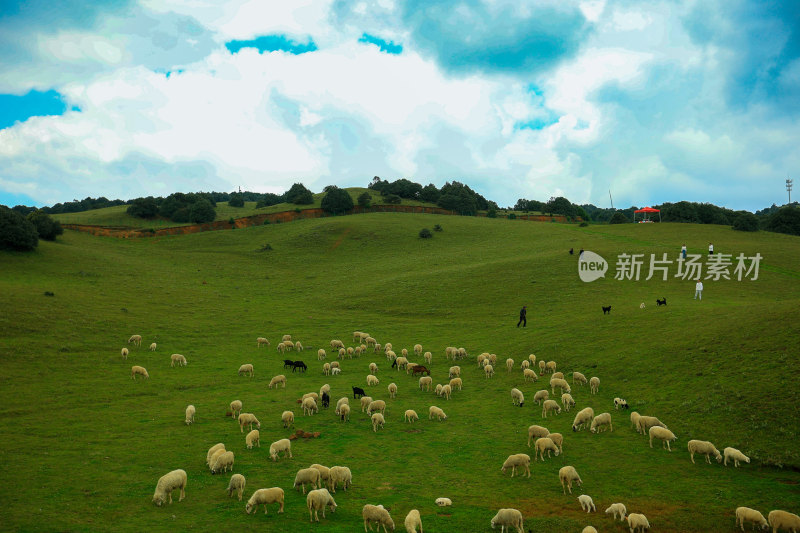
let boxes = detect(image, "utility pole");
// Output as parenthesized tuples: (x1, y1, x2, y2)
(609, 190, 614, 210)
(787, 178, 793, 204)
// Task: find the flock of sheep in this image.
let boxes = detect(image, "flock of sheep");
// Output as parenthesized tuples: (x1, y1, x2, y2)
(125, 330, 799, 532)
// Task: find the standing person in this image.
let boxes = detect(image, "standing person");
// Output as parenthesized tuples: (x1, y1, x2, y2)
(681, 244, 687, 259)
(708, 242, 714, 255)
(694, 279, 703, 300)
(517, 305, 527, 328)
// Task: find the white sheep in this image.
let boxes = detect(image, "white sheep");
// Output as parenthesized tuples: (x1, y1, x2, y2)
(405, 509, 423, 533)
(170, 353, 187, 367)
(211, 451, 234, 474)
(506, 358, 514, 372)
(627, 513, 650, 532)
(206, 443, 225, 466)
(363, 504, 395, 533)
(424, 351, 432, 364)
(435, 497, 452, 507)
(545, 361, 557, 373)
(582, 527, 597, 533)
(572, 371, 587, 385)
(338, 347, 346, 359)
(435, 384, 443, 396)
(238, 363, 254, 377)
(590, 412, 613, 433)
(353, 331, 363, 343)
(257, 337, 270, 348)
(631, 411, 642, 430)
(589, 376, 599, 394)
(429, 406, 447, 421)
(386, 350, 397, 362)
(385, 342, 393, 353)
(208, 449, 225, 471)
(578, 494, 596, 513)
(406, 362, 419, 375)
(319, 383, 331, 397)
(318, 349, 327, 360)
(558, 465, 582, 494)
(131, 365, 149, 380)
(128, 334, 142, 346)
(528, 353, 537, 365)
(226, 473, 245, 501)
(636, 415, 666, 435)
(281, 410, 294, 428)
(501, 453, 531, 477)
(547, 432, 564, 454)
(768, 510, 800, 533)
(246, 429, 260, 449)
(550, 378, 571, 395)
(649, 426, 677, 450)
(490, 508, 524, 533)
(688, 439, 722, 464)
(360, 396, 374, 412)
(561, 393, 575, 412)
(523, 368, 538, 382)
(294, 467, 321, 494)
(367, 400, 387, 415)
(520, 360, 530, 371)
(734, 507, 768, 531)
(605, 502, 627, 521)
(246, 487, 284, 514)
(404, 409, 419, 422)
(329, 466, 352, 493)
(445, 346, 457, 359)
(449, 365, 461, 378)
(335, 397, 349, 414)
(388, 383, 397, 398)
(152, 469, 187, 506)
(238, 413, 260, 433)
(322, 362, 331, 376)
(230, 400, 242, 419)
(184, 404, 195, 425)
(149, 342, 157, 351)
(572, 407, 594, 432)
(371, 412, 385, 432)
(511, 388, 525, 407)
(302, 397, 318, 416)
(367, 374, 379, 386)
(539, 360, 546, 373)
(310, 464, 332, 491)
(441, 384, 452, 400)
(419, 376, 432, 391)
(283, 334, 292, 342)
(527, 425, 550, 447)
(551, 371, 564, 379)
(449, 377, 462, 391)
(366, 336, 377, 347)
(541, 399, 561, 419)
(374, 343, 382, 353)
(534, 437, 560, 461)
(414, 344, 423, 356)
(338, 403, 351, 421)
(269, 438, 291, 461)
(121, 347, 128, 359)
(332, 367, 341, 376)
(457, 347, 467, 358)
(331, 339, 344, 350)
(614, 397, 629, 410)
(268, 374, 287, 388)
(295, 341, 303, 352)
(533, 390, 549, 405)
(724, 447, 751, 467)
(307, 488, 337, 522)
(370, 362, 379, 374)
(484, 364, 494, 378)
(401, 348, 409, 358)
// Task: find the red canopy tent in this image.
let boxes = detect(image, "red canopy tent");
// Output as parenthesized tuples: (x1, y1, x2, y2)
(633, 206, 661, 223)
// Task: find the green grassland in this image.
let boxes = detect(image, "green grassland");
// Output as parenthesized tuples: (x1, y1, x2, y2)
(1, 213, 799, 532)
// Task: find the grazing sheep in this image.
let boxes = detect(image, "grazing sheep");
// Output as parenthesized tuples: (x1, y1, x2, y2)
(520, 360, 530, 370)
(307, 488, 337, 522)
(547, 432, 564, 453)
(230, 400, 242, 419)
(582, 528, 598, 533)
(734, 507, 768, 531)
(268, 374, 287, 388)
(541, 399, 561, 418)
(294, 468, 321, 494)
(366, 336, 377, 347)
(572, 371, 587, 385)
(353, 331, 363, 343)
(572, 407, 595, 432)
(589, 376, 599, 394)
(184, 405, 195, 425)
(484, 364, 494, 378)
(385, 343, 393, 353)
(371, 412, 385, 432)
(246, 429, 260, 449)
(550, 378, 571, 395)
(527, 425, 550, 447)
(558, 465, 582, 494)
(404, 409, 419, 422)
(614, 397, 630, 410)
(319, 383, 331, 396)
(414, 344, 423, 356)
(501, 453, 531, 478)
(429, 406, 447, 421)
(310, 464, 332, 491)
(388, 383, 397, 398)
(257, 337, 270, 348)
(301, 391, 320, 402)
(302, 397, 318, 416)
(347, 347, 355, 358)
(449, 377, 462, 391)
(636, 416, 666, 435)
(329, 466, 352, 493)
(295, 342, 303, 352)
(528, 354, 537, 365)
(551, 371, 564, 380)
(590, 412, 613, 433)
(605, 503, 627, 521)
(283, 334, 292, 342)
(149, 342, 157, 351)
(435, 384, 443, 396)
(238, 364, 254, 377)
(441, 384, 452, 400)
(534, 437, 560, 461)
(322, 362, 331, 376)
(506, 358, 514, 372)
(226, 473, 245, 501)
(206, 443, 225, 466)
(538, 360, 546, 373)
(335, 397, 349, 414)
(152, 469, 187, 506)
(331, 339, 344, 350)
(339, 348, 347, 359)
(457, 347, 467, 359)
(246, 487, 284, 514)
(405, 509, 423, 533)
(545, 361, 557, 374)
(401, 348, 409, 358)
(627, 513, 650, 532)
(121, 347, 128, 359)
(688, 440, 722, 464)
(445, 346, 457, 359)
(360, 396, 374, 412)
(561, 393, 575, 412)
(424, 351, 432, 364)
(367, 375, 379, 386)
(435, 497, 452, 507)
(631, 411, 642, 430)
(490, 508, 524, 533)
(405, 362, 418, 375)
(338, 404, 351, 421)
(386, 350, 397, 362)
(533, 390, 549, 405)
(419, 376, 432, 391)
(523, 368, 538, 382)
(449, 366, 461, 378)
(281, 410, 294, 428)
(768, 510, 800, 533)
(211, 451, 234, 474)
(331, 361, 341, 370)
(170, 353, 187, 367)
(238, 413, 260, 433)
(318, 349, 327, 360)
(276, 343, 286, 355)
(578, 494, 596, 513)
(489, 353, 498, 365)
(131, 365, 149, 380)
(649, 426, 677, 450)
(208, 449, 225, 471)
(511, 388, 525, 407)
(724, 447, 751, 467)
(128, 334, 142, 346)
(363, 504, 395, 533)
(367, 400, 387, 415)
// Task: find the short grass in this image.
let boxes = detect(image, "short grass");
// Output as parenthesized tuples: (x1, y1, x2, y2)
(1, 214, 799, 532)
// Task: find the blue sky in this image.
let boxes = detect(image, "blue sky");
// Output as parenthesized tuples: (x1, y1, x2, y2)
(0, 0, 798, 210)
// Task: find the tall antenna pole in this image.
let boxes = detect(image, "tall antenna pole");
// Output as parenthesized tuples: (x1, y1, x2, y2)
(609, 190, 614, 210)
(787, 178, 793, 204)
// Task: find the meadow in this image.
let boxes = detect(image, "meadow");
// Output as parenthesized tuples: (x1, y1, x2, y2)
(1, 212, 798, 532)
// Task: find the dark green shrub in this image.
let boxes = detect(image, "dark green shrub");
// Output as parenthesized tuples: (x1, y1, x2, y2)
(228, 193, 245, 207)
(508, 213, 516, 220)
(732, 213, 759, 232)
(609, 212, 629, 224)
(487, 208, 497, 218)
(358, 192, 372, 208)
(764, 206, 800, 236)
(419, 228, 432, 239)
(27, 210, 63, 241)
(126, 197, 158, 218)
(321, 186, 354, 214)
(579, 221, 589, 227)
(189, 199, 216, 223)
(284, 183, 314, 205)
(384, 194, 402, 205)
(0, 207, 38, 251)
(228, 217, 236, 226)
(433, 224, 442, 232)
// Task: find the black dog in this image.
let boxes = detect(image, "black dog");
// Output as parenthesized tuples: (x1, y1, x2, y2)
(291, 360, 307, 372)
(656, 297, 667, 306)
(321, 391, 330, 408)
(602, 305, 612, 315)
(352, 386, 366, 399)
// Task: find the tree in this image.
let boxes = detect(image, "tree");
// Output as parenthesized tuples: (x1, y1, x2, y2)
(284, 183, 314, 205)
(228, 193, 245, 207)
(764, 205, 800, 236)
(546, 196, 576, 217)
(126, 197, 159, 218)
(321, 186, 354, 214)
(0, 207, 38, 251)
(27, 210, 63, 241)
(732, 213, 759, 232)
(256, 193, 283, 208)
(419, 228, 432, 239)
(609, 211, 629, 224)
(357, 192, 372, 208)
(383, 193, 402, 205)
(189, 198, 216, 223)
(420, 183, 440, 203)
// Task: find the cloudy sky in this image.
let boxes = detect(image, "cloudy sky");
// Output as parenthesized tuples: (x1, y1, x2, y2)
(0, 0, 797, 210)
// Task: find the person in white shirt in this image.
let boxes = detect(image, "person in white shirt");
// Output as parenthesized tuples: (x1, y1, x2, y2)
(708, 242, 714, 255)
(681, 244, 687, 259)
(694, 280, 703, 300)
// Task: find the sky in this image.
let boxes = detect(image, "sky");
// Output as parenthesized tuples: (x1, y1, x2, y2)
(0, 0, 798, 211)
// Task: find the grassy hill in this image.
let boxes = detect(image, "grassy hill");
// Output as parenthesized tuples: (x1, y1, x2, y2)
(1, 214, 798, 532)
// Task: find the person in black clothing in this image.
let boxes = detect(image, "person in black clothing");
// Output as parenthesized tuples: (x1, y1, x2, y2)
(517, 305, 527, 327)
